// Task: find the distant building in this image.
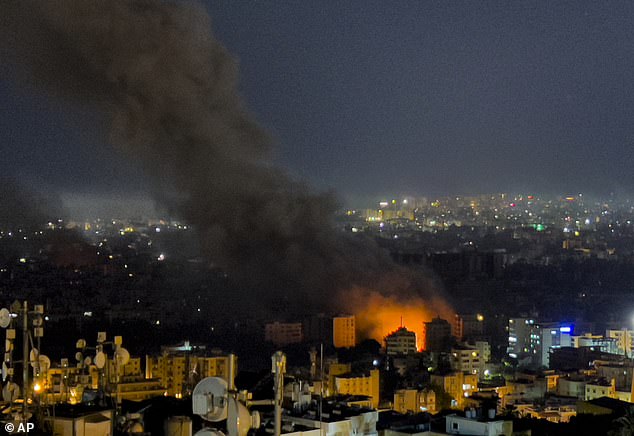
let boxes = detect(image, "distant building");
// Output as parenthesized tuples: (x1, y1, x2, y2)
(327, 362, 352, 396)
(585, 378, 616, 401)
(606, 329, 634, 357)
(445, 413, 512, 436)
(145, 353, 234, 397)
(550, 346, 617, 372)
(595, 360, 634, 397)
(473, 340, 491, 364)
(450, 344, 483, 376)
(423, 317, 453, 352)
(283, 400, 378, 436)
(453, 313, 485, 341)
(385, 327, 417, 356)
(393, 388, 436, 414)
(333, 315, 356, 348)
(507, 318, 572, 367)
(507, 317, 538, 362)
(265, 321, 303, 346)
(302, 313, 333, 343)
(557, 375, 589, 399)
(334, 369, 380, 408)
(431, 372, 478, 408)
(572, 333, 618, 354)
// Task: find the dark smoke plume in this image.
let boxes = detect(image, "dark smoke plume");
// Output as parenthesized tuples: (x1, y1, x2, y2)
(1, 1, 450, 317)
(0, 178, 65, 230)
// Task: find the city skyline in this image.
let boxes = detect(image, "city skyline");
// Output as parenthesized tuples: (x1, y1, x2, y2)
(2, 2, 634, 433)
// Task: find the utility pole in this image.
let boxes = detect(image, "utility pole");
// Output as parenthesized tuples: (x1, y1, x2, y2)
(21, 301, 28, 421)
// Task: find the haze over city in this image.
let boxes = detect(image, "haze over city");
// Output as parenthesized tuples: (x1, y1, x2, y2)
(3, 1, 634, 217)
(1, 1, 634, 435)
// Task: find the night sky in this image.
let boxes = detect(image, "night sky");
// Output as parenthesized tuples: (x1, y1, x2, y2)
(2, 1, 634, 215)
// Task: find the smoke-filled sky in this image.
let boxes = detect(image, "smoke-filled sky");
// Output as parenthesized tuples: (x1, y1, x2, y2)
(2, 0, 634, 213)
(0, 0, 455, 318)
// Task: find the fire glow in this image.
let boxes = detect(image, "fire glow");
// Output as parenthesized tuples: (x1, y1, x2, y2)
(347, 288, 453, 351)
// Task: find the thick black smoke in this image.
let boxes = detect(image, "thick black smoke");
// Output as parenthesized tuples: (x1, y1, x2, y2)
(0, 1, 450, 316)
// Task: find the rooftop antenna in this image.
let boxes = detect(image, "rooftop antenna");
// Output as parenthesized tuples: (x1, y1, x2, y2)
(319, 343, 324, 436)
(0, 302, 46, 423)
(272, 351, 286, 436)
(192, 354, 262, 436)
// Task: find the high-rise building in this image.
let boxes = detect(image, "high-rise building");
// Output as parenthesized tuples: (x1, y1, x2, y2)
(424, 317, 453, 352)
(333, 315, 356, 348)
(507, 319, 573, 367)
(264, 322, 303, 346)
(385, 327, 417, 355)
(302, 313, 333, 343)
(450, 344, 483, 376)
(606, 329, 634, 357)
(453, 313, 485, 341)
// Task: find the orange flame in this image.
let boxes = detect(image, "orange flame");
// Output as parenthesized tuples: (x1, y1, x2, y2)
(343, 287, 454, 351)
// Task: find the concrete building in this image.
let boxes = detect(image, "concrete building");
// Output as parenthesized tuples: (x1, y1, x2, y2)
(507, 317, 538, 360)
(334, 369, 380, 408)
(145, 353, 234, 397)
(333, 315, 356, 348)
(423, 317, 452, 352)
(502, 375, 548, 407)
(385, 327, 417, 356)
(585, 379, 616, 401)
(115, 378, 164, 402)
(606, 329, 634, 357)
(445, 414, 512, 436)
(514, 404, 576, 423)
(430, 372, 478, 408)
(572, 333, 618, 354)
(453, 313, 485, 341)
(45, 409, 114, 436)
(450, 344, 483, 376)
(557, 375, 588, 399)
(507, 319, 573, 367)
(265, 322, 304, 346)
(283, 401, 379, 436)
(473, 341, 491, 364)
(595, 360, 634, 394)
(302, 313, 333, 343)
(393, 388, 436, 414)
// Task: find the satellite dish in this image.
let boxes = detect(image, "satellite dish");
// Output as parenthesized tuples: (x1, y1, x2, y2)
(95, 352, 106, 369)
(192, 377, 228, 422)
(29, 348, 39, 366)
(1, 362, 7, 382)
(227, 397, 259, 436)
(115, 347, 130, 366)
(75, 352, 83, 362)
(0, 309, 10, 328)
(2, 382, 19, 402)
(195, 430, 225, 436)
(84, 356, 92, 366)
(38, 355, 51, 372)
